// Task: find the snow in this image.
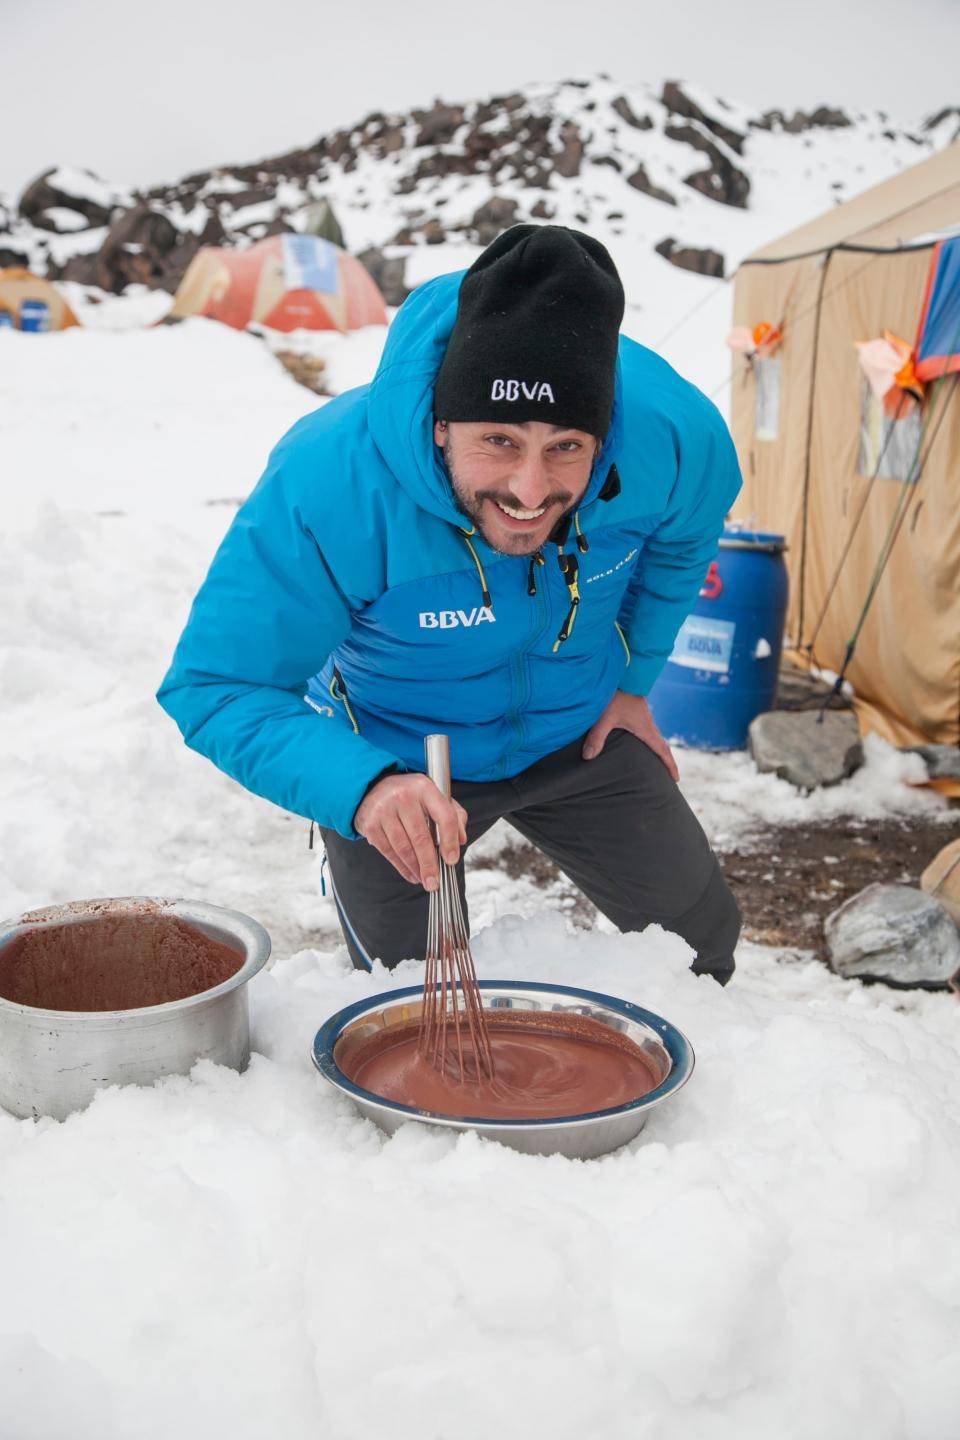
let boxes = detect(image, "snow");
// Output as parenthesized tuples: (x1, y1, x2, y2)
(2, 227, 959, 1440)
(43, 224, 108, 266)
(256, 320, 390, 394)
(38, 206, 90, 233)
(1, 924, 959, 1438)
(45, 165, 130, 212)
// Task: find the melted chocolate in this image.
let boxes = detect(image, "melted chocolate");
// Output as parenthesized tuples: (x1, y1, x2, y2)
(0, 907, 244, 1011)
(343, 1010, 658, 1120)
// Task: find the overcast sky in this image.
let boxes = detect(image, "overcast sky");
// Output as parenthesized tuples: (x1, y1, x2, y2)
(4, 0, 958, 199)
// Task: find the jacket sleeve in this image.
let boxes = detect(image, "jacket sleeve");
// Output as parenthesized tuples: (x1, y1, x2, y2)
(156, 432, 403, 840)
(617, 397, 743, 698)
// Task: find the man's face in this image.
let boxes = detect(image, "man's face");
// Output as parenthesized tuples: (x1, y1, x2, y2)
(435, 419, 600, 556)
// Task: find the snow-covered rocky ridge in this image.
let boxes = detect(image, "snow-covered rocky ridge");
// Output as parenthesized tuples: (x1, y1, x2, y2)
(4, 78, 958, 303)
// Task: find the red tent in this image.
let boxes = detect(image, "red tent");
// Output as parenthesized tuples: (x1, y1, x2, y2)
(170, 234, 387, 332)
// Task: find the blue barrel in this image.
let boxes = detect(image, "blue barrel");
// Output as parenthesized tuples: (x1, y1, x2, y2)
(20, 300, 50, 333)
(648, 527, 788, 750)
(0, 309, 14, 331)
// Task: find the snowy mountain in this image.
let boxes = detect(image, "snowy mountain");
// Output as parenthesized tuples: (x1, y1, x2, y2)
(3, 77, 957, 309)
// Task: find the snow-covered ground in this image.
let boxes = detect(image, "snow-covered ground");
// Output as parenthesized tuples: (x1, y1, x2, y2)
(2, 305, 959, 1439)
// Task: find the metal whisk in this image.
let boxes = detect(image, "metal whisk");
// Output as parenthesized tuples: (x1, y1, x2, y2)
(418, 734, 496, 1083)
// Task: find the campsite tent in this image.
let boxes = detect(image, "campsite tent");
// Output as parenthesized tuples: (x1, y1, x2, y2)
(169, 233, 387, 333)
(0, 268, 79, 330)
(730, 143, 960, 748)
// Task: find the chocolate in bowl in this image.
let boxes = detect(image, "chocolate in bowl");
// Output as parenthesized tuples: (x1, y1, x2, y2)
(313, 982, 695, 1159)
(345, 1009, 658, 1120)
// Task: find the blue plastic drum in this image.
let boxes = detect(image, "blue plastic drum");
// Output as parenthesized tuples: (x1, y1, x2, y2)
(648, 526, 788, 750)
(19, 300, 50, 333)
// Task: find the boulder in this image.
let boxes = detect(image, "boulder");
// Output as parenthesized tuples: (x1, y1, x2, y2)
(654, 237, 724, 278)
(664, 122, 751, 208)
(825, 883, 960, 988)
(749, 709, 863, 790)
(93, 203, 222, 294)
(552, 121, 584, 179)
(627, 164, 677, 206)
(902, 744, 960, 781)
(660, 81, 746, 154)
(357, 247, 410, 308)
(611, 95, 653, 130)
(412, 102, 465, 149)
(921, 837, 960, 926)
(754, 106, 852, 134)
(19, 167, 116, 229)
(470, 196, 519, 246)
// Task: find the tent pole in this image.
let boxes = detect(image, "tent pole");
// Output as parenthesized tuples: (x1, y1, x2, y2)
(796, 247, 834, 648)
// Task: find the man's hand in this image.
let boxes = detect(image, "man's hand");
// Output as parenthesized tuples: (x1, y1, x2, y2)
(353, 774, 468, 889)
(582, 690, 679, 782)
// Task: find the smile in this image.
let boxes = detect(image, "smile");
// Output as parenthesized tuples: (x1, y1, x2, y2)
(493, 499, 549, 523)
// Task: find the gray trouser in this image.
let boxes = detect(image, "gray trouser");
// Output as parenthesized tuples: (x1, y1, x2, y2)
(319, 728, 741, 984)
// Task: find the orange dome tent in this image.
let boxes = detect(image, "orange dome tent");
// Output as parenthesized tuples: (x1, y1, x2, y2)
(169, 234, 387, 333)
(0, 268, 79, 330)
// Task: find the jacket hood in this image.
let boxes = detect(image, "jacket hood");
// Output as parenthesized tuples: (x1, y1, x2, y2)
(366, 269, 625, 535)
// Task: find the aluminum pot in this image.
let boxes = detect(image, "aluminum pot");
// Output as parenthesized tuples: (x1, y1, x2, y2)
(313, 982, 694, 1160)
(0, 897, 271, 1121)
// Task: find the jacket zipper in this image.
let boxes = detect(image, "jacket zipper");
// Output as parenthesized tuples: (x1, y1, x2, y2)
(497, 555, 550, 778)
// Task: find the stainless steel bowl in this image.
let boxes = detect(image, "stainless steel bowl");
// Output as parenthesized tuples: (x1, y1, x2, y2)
(0, 897, 272, 1121)
(313, 982, 694, 1159)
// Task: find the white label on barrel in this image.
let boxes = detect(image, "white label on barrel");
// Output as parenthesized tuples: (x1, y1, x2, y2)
(669, 616, 736, 674)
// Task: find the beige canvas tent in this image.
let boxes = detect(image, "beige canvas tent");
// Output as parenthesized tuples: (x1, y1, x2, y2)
(730, 143, 960, 748)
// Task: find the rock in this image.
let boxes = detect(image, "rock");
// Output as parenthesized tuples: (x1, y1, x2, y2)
(356, 247, 410, 307)
(412, 102, 465, 148)
(755, 106, 852, 134)
(902, 744, 960, 781)
(922, 107, 960, 141)
(660, 81, 746, 155)
(530, 199, 554, 220)
(921, 838, 960, 927)
(654, 237, 724, 278)
(748, 709, 863, 790)
(611, 95, 653, 130)
(825, 883, 960, 988)
(94, 203, 221, 294)
(273, 351, 329, 396)
(784, 105, 851, 133)
(775, 662, 851, 712)
(0, 242, 30, 268)
(473, 93, 525, 125)
(19, 167, 116, 229)
(664, 122, 751, 208)
(627, 164, 677, 206)
(552, 121, 584, 178)
(470, 196, 518, 246)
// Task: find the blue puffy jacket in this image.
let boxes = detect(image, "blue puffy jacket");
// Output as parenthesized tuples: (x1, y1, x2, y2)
(157, 269, 742, 839)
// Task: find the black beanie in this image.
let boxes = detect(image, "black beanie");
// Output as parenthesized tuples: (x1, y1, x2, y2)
(433, 224, 626, 439)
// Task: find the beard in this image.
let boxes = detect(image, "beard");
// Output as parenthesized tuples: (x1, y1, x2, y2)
(442, 447, 578, 557)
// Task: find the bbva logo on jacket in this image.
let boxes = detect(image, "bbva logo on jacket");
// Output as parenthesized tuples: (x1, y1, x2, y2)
(419, 607, 496, 629)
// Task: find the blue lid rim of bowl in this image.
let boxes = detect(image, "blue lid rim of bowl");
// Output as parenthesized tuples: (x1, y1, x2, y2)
(312, 980, 695, 1129)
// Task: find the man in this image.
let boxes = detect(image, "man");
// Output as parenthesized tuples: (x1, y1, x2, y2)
(158, 224, 743, 982)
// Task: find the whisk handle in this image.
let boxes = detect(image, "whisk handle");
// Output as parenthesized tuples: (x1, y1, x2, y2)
(424, 733, 451, 799)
